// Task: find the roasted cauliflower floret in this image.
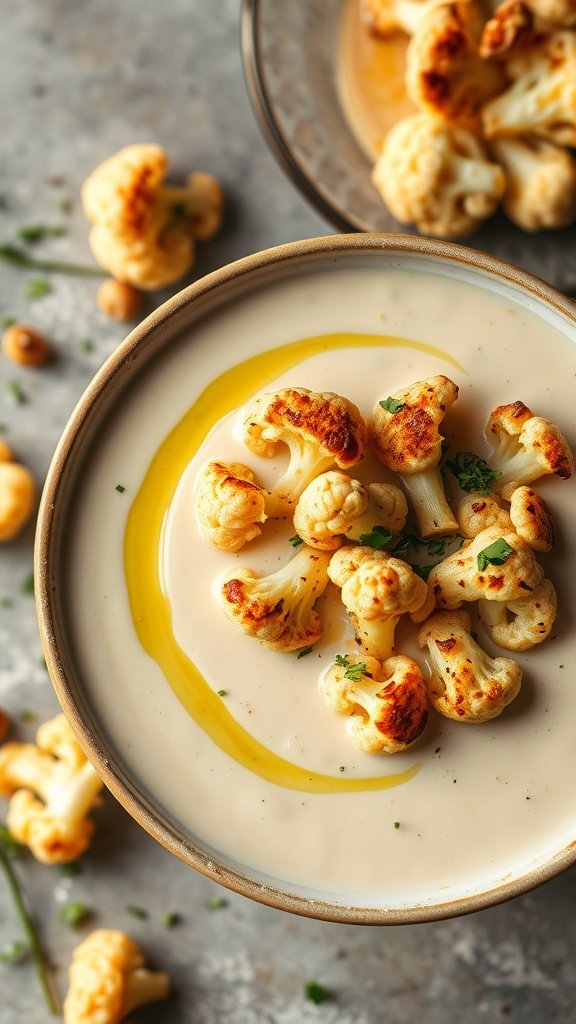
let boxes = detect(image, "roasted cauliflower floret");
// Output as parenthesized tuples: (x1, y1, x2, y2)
(321, 654, 429, 753)
(482, 32, 576, 146)
(457, 492, 512, 537)
(406, 0, 505, 119)
(479, 0, 535, 59)
(489, 136, 576, 231)
(485, 401, 574, 499)
(63, 929, 170, 1024)
(345, 481, 409, 543)
(328, 547, 430, 659)
(0, 714, 103, 864)
(478, 576, 557, 649)
(361, 0, 443, 36)
(0, 445, 35, 542)
(525, 0, 576, 23)
(373, 114, 505, 238)
(457, 486, 554, 552)
(82, 144, 224, 289)
(241, 388, 368, 518)
(293, 473, 408, 551)
(195, 461, 267, 552)
(372, 375, 459, 537)
(220, 546, 330, 651)
(427, 523, 545, 608)
(418, 609, 522, 721)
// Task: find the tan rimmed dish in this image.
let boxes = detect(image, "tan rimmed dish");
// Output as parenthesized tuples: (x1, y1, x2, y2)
(36, 234, 576, 924)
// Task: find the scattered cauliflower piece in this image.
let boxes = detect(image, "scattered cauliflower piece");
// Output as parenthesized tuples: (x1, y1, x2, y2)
(63, 929, 170, 1024)
(427, 523, 544, 608)
(0, 444, 36, 542)
(478, 576, 557, 649)
(457, 491, 512, 537)
(489, 136, 576, 231)
(371, 375, 459, 537)
(406, 0, 505, 119)
(241, 387, 368, 518)
(0, 713, 103, 864)
(525, 0, 576, 24)
(485, 401, 574, 499)
(196, 461, 267, 552)
(457, 486, 555, 552)
(322, 653, 429, 753)
(481, 32, 576, 146)
(220, 546, 330, 651)
(328, 547, 430, 659)
(82, 144, 224, 290)
(418, 609, 522, 721)
(373, 114, 505, 238)
(293, 473, 408, 551)
(361, 0, 443, 36)
(479, 0, 535, 59)
(345, 481, 409, 543)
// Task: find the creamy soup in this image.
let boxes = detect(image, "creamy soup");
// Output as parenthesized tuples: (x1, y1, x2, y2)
(66, 260, 576, 910)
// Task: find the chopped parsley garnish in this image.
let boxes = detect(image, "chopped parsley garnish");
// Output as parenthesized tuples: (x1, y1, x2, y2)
(20, 710, 38, 723)
(0, 940, 27, 964)
(162, 911, 181, 928)
(297, 646, 313, 659)
(393, 821, 400, 829)
(25, 277, 52, 300)
(125, 905, 148, 919)
(379, 397, 406, 414)
(359, 525, 395, 549)
(79, 338, 94, 352)
(477, 538, 514, 572)
(339, 766, 345, 773)
(410, 563, 433, 581)
(115, 484, 126, 493)
(0, 315, 15, 328)
(205, 896, 227, 910)
(59, 862, 81, 877)
(335, 654, 367, 682)
(21, 572, 34, 596)
(18, 224, 66, 245)
(0, 597, 13, 608)
(304, 981, 332, 1005)
(217, 689, 228, 697)
(58, 198, 73, 215)
(6, 380, 26, 405)
(289, 534, 304, 548)
(0, 243, 104, 276)
(58, 901, 88, 929)
(446, 451, 501, 495)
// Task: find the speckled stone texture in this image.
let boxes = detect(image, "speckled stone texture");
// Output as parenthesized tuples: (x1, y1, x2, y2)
(1, 2, 575, 1022)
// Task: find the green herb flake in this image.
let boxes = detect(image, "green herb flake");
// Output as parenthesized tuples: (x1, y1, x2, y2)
(359, 525, 395, 550)
(0, 243, 103, 277)
(21, 573, 34, 596)
(59, 862, 81, 878)
(58, 901, 88, 929)
(289, 534, 304, 548)
(334, 655, 367, 682)
(446, 451, 501, 495)
(1, 316, 15, 328)
(205, 896, 227, 910)
(20, 710, 38, 723)
(162, 912, 181, 928)
(410, 563, 433, 581)
(58, 199, 73, 215)
(393, 821, 400, 829)
(0, 597, 13, 608)
(0, 825, 23, 859)
(477, 538, 514, 572)
(25, 277, 52, 301)
(0, 940, 27, 964)
(115, 484, 126, 494)
(297, 646, 313, 659)
(304, 981, 332, 1005)
(125, 905, 148, 920)
(217, 689, 228, 697)
(79, 338, 94, 352)
(379, 396, 406, 414)
(339, 766, 345, 773)
(6, 380, 25, 405)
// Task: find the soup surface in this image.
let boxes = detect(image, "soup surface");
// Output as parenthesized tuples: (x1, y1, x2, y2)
(66, 260, 576, 908)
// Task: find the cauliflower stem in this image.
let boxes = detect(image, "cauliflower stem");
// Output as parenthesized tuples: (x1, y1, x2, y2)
(400, 465, 458, 538)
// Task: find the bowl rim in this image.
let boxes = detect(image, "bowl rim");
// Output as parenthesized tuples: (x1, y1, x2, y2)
(36, 233, 576, 925)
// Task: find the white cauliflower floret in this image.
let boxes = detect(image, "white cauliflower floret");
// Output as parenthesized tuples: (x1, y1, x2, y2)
(485, 401, 574, 499)
(220, 546, 330, 651)
(328, 547, 431, 659)
(361, 0, 443, 36)
(371, 375, 459, 537)
(195, 461, 267, 552)
(457, 486, 555, 552)
(525, 0, 576, 24)
(482, 32, 576, 146)
(457, 492, 512, 537)
(63, 929, 170, 1024)
(373, 114, 505, 238)
(0, 445, 35, 542)
(489, 136, 576, 230)
(82, 144, 224, 289)
(293, 473, 408, 551)
(406, 0, 505, 119)
(418, 609, 522, 721)
(0, 714, 103, 864)
(241, 388, 368, 518)
(427, 523, 545, 608)
(478, 576, 557, 649)
(321, 654, 429, 753)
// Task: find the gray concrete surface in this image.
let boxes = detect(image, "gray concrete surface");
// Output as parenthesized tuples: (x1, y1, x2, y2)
(1, 2, 575, 1021)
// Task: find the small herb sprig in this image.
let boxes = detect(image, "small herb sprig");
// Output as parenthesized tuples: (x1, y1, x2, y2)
(335, 654, 367, 682)
(0, 243, 105, 278)
(446, 451, 501, 495)
(477, 538, 514, 571)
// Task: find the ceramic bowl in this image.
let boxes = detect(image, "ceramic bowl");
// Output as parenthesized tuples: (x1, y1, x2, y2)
(37, 234, 576, 923)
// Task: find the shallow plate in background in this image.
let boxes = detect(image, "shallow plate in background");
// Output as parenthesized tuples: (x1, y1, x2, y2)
(241, 0, 576, 293)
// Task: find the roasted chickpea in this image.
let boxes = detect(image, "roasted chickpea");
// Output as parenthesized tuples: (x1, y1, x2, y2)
(0, 709, 9, 744)
(2, 324, 51, 367)
(0, 460, 36, 541)
(97, 278, 142, 322)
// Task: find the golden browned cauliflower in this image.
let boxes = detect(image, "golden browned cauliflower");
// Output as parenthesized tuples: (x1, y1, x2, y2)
(63, 929, 170, 1024)
(427, 523, 545, 608)
(0, 442, 35, 542)
(371, 375, 459, 537)
(321, 654, 429, 753)
(418, 609, 522, 721)
(0, 714, 103, 864)
(525, 0, 576, 24)
(457, 491, 512, 537)
(241, 388, 368, 518)
(328, 547, 430, 659)
(489, 136, 576, 231)
(195, 461, 267, 552)
(406, 0, 505, 119)
(82, 144, 224, 290)
(373, 114, 505, 238)
(482, 32, 576, 146)
(220, 546, 331, 651)
(479, 0, 535, 59)
(485, 401, 574, 499)
(293, 473, 408, 551)
(361, 0, 443, 36)
(457, 486, 554, 552)
(478, 576, 557, 649)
